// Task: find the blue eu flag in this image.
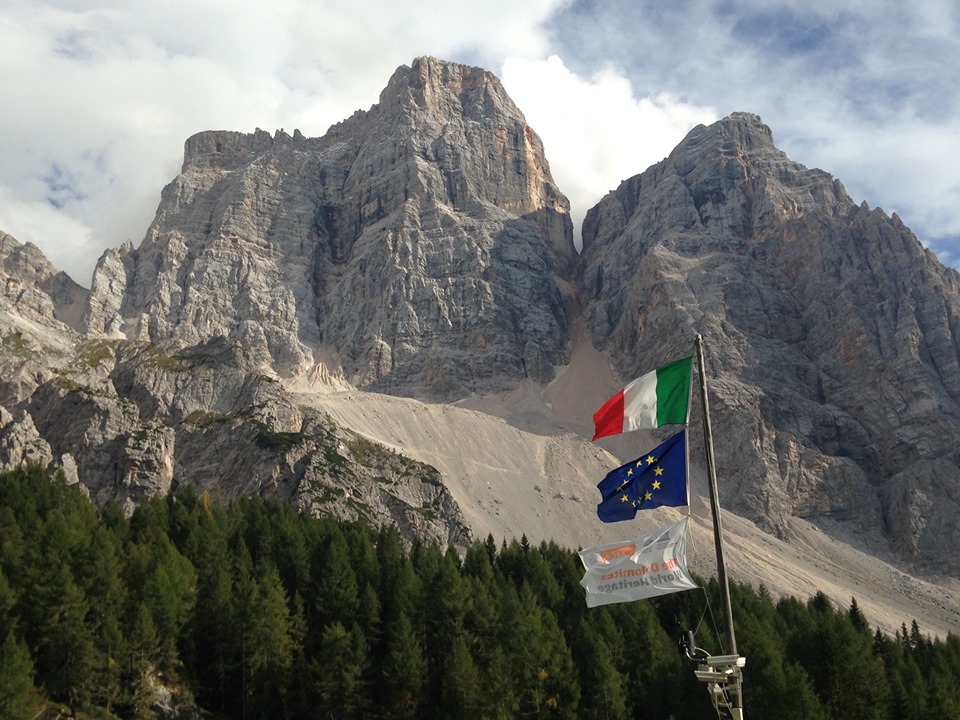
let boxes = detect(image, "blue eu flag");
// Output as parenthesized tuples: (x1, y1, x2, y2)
(597, 429, 688, 522)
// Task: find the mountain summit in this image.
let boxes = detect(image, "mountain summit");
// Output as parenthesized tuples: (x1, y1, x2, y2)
(581, 111, 960, 574)
(82, 56, 576, 400)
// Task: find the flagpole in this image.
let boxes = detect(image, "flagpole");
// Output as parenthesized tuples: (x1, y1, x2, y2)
(695, 333, 743, 716)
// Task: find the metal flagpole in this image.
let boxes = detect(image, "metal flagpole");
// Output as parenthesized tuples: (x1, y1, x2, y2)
(693, 333, 745, 718)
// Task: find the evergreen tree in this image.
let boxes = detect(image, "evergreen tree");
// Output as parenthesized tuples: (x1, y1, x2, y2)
(84, 524, 127, 711)
(34, 568, 95, 708)
(796, 607, 889, 719)
(124, 531, 197, 672)
(0, 509, 26, 604)
(0, 630, 35, 719)
(311, 527, 360, 629)
(0, 568, 16, 640)
(314, 621, 368, 719)
(503, 585, 580, 719)
(897, 656, 928, 720)
(578, 625, 628, 720)
(125, 603, 162, 720)
(243, 562, 296, 716)
(440, 629, 483, 720)
(422, 545, 468, 699)
(185, 503, 235, 712)
(381, 611, 426, 720)
(848, 597, 870, 635)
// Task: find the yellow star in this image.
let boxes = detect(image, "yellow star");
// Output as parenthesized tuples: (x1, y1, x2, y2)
(626, 468, 633, 476)
(620, 494, 630, 502)
(652, 480, 661, 490)
(644, 491, 652, 500)
(654, 466, 664, 476)
(645, 455, 657, 465)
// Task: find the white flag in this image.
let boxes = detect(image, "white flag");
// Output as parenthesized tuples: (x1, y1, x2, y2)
(579, 518, 697, 607)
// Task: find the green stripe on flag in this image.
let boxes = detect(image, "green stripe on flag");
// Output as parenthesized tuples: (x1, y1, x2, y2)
(655, 357, 692, 426)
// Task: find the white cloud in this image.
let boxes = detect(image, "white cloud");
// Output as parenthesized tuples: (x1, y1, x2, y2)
(0, 186, 97, 277)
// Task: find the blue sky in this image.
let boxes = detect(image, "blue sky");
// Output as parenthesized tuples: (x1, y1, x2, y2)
(1, 0, 958, 285)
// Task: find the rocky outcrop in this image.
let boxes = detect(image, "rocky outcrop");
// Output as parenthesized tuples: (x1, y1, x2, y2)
(0, 405, 81, 490)
(580, 112, 960, 574)
(0, 234, 81, 408)
(82, 56, 577, 401)
(1, 231, 87, 330)
(9, 335, 470, 549)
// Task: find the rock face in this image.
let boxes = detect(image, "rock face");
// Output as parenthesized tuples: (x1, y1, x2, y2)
(12, 335, 470, 549)
(0, 232, 82, 409)
(82, 56, 577, 401)
(1, 231, 87, 330)
(580, 112, 960, 574)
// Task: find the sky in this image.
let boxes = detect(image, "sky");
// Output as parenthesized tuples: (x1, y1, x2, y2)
(1, 0, 958, 287)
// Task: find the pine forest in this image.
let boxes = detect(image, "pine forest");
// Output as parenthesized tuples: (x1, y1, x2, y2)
(0, 464, 958, 719)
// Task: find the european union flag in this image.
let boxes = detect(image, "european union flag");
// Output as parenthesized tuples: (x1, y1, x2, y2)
(597, 429, 688, 522)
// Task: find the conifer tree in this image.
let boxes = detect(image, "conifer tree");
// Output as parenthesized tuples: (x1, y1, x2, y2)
(243, 562, 296, 716)
(186, 503, 235, 711)
(126, 602, 161, 719)
(0, 568, 16, 640)
(440, 629, 483, 720)
(848, 597, 870, 635)
(314, 621, 368, 718)
(381, 611, 426, 720)
(0, 631, 35, 719)
(579, 627, 628, 720)
(312, 527, 360, 628)
(35, 568, 95, 708)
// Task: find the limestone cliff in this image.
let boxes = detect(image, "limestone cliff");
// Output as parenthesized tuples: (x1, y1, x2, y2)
(580, 112, 960, 574)
(14, 335, 470, 549)
(82, 56, 576, 401)
(0, 232, 83, 408)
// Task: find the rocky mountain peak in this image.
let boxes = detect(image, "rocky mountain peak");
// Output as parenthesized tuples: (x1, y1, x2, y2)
(0, 231, 87, 331)
(580, 113, 960, 576)
(583, 112, 852, 261)
(81, 57, 576, 400)
(387, 55, 501, 112)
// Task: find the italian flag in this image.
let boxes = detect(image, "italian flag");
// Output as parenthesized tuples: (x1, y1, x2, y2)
(592, 357, 692, 441)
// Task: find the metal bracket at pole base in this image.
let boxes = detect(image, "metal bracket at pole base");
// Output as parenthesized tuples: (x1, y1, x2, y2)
(683, 632, 745, 719)
(693, 654, 745, 719)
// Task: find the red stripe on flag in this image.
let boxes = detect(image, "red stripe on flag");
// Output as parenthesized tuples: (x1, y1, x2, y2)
(592, 389, 626, 441)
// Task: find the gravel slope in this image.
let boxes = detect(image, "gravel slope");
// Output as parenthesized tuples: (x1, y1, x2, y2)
(292, 341, 960, 639)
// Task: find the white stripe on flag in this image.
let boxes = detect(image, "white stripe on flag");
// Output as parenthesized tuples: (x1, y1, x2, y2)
(621, 370, 659, 432)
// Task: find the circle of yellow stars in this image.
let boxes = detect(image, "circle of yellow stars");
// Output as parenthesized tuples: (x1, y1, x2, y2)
(613, 453, 666, 507)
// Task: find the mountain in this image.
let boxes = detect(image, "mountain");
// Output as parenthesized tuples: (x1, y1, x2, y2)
(1, 58, 959, 637)
(82, 56, 576, 400)
(0, 231, 86, 331)
(580, 112, 960, 578)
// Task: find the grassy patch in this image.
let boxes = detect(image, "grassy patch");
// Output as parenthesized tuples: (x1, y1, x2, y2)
(314, 485, 346, 503)
(183, 410, 230, 427)
(140, 345, 192, 372)
(75, 338, 116, 368)
(0, 330, 43, 362)
(55, 375, 96, 394)
(253, 421, 308, 452)
(415, 506, 438, 521)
